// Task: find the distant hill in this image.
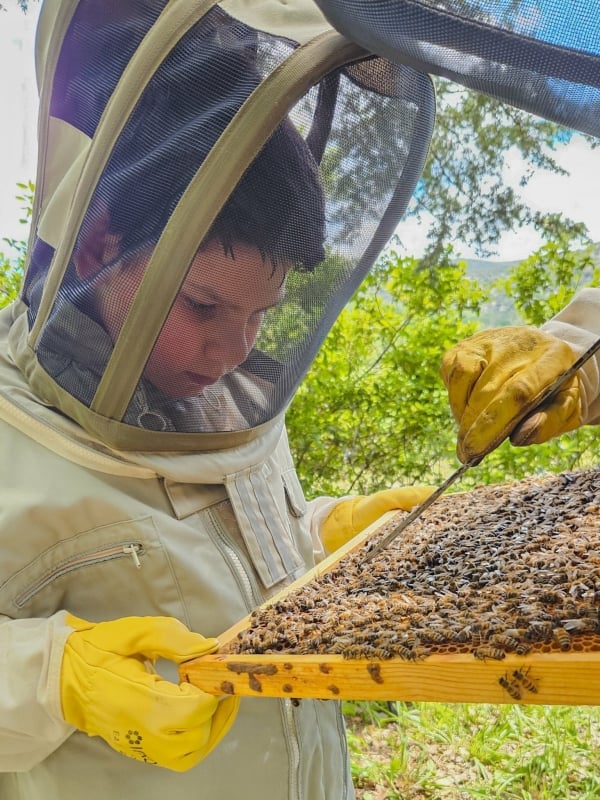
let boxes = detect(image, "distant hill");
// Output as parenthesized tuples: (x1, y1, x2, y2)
(463, 257, 520, 284)
(463, 256, 522, 326)
(462, 243, 600, 327)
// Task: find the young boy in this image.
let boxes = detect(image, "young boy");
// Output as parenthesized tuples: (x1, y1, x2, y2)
(0, 2, 433, 798)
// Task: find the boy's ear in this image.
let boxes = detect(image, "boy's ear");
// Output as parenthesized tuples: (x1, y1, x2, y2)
(72, 202, 121, 280)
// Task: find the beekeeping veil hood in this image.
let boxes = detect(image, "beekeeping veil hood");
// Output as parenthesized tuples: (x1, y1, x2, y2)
(10, 0, 434, 452)
(314, 0, 600, 138)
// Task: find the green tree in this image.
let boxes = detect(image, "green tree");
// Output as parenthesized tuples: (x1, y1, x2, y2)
(287, 244, 487, 496)
(287, 226, 599, 499)
(498, 217, 599, 324)
(413, 80, 584, 268)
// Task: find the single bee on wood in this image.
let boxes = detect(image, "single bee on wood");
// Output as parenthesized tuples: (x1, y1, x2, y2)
(498, 674, 522, 700)
(512, 667, 539, 694)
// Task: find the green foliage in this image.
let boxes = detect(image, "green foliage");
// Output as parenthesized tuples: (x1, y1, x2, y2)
(256, 251, 349, 360)
(0, 255, 24, 309)
(413, 80, 582, 268)
(498, 219, 600, 324)
(287, 225, 600, 496)
(0, 181, 32, 309)
(346, 702, 600, 800)
(287, 245, 487, 496)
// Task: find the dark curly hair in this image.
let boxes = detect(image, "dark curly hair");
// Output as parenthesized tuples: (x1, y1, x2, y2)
(52, 1, 326, 272)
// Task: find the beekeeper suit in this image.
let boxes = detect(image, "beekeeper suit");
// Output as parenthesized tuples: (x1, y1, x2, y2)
(0, 1, 436, 798)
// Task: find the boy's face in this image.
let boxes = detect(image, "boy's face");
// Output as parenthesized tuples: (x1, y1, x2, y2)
(94, 239, 288, 399)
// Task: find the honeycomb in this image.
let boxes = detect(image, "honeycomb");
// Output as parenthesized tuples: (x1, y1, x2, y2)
(226, 468, 600, 661)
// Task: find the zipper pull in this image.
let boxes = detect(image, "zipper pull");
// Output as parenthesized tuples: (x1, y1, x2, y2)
(123, 544, 142, 569)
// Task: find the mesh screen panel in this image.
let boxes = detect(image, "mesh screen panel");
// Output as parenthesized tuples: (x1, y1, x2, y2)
(26, 2, 434, 439)
(315, 0, 600, 137)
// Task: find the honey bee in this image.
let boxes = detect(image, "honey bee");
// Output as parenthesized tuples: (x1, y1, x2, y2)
(342, 645, 369, 660)
(512, 667, 539, 694)
(453, 625, 473, 643)
(473, 646, 505, 661)
(524, 621, 553, 642)
(369, 647, 393, 660)
(498, 674, 522, 700)
(578, 603, 600, 620)
(552, 627, 571, 651)
(305, 634, 324, 650)
(538, 591, 563, 604)
(471, 623, 492, 647)
(514, 642, 532, 656)
(490, 633, 521, 652)
(401, 631, 419, 648)
(563, 617, 599, 633)
(396, 645, 419, 661)
(420, 628, 448, 644)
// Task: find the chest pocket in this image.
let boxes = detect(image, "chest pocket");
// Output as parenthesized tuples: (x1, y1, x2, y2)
(0, 516, 187, 623)
(225, 460, 306, 589)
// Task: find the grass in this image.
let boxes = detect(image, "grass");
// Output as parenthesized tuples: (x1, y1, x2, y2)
(344, 701, 600, 799)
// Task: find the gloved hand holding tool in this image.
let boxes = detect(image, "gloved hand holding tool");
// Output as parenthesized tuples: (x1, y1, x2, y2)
(60, 614, 239, 772)
(440, 326, 596, 464)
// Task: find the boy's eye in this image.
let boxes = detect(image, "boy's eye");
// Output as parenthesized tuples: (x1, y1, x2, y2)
(183, 296, 216, 316)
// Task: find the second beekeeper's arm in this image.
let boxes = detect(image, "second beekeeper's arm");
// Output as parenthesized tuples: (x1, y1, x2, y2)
(440, 287, 600, 464)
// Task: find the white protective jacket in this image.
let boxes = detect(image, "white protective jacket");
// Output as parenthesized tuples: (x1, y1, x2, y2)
(0, 299, 352, 800)
(541, 287, 600, 425)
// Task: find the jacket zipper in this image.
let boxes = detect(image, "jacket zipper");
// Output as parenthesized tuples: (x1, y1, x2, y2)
(283, 699, 302, 800)
(207, 511, 303, 799)
(212, 530, 257, 611)
(14, 543, 144, 608)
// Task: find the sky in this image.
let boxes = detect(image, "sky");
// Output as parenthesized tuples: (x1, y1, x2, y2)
(1, 3, 599, 262)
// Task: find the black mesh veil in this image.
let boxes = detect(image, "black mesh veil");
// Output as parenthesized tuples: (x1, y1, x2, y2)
(315, 0, 600, 137)
(18, 0, 435, 449)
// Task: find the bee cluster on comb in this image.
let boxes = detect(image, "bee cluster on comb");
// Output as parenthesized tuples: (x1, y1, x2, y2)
(225, 469, 600, 663)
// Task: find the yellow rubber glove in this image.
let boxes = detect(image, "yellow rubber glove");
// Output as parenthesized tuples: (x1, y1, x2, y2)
(440, 326, 581, 463)
(61, 615, 239, 772)
(321, 486, 434, 552)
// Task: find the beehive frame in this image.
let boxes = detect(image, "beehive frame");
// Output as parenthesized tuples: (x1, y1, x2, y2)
(181, 471, 600, 705)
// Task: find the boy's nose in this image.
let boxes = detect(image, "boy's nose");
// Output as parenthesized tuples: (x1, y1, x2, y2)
(203, 324, 253, 372)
